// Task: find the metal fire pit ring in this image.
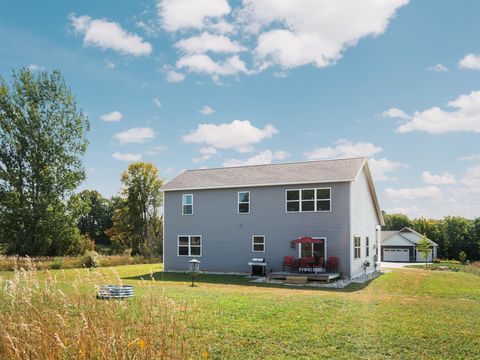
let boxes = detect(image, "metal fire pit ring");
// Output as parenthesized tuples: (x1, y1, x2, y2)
(97, 285, 134, 299)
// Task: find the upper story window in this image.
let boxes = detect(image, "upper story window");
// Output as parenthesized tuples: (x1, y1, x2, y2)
(178, 235, 201, 257)
(238, 191, 250, 214)
(286, 188, 331, 212)
(366, 237, 370, 257)
(182, 194, 193, 215)
(252, 235, 265, 252)
(354, 236, 361, 259)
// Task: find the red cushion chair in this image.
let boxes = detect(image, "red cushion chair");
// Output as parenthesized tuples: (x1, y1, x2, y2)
(326, 257, 339, 273)
(282, 256, 296, 272)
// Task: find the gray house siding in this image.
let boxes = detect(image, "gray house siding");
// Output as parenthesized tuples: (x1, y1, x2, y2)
(164, 182, 352, 277)
(350, 168, 381, 278)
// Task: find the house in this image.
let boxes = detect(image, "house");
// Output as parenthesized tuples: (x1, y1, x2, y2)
(381, 227, 438, 262)
(161, 157, 384, 279)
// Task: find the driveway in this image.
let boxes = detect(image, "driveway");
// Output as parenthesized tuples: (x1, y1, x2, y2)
(380, 262, 429, 269)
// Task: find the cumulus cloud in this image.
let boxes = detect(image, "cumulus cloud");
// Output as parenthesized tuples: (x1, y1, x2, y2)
(199, 105, 215, 115)
(183, 120, 278, 153)
(304, 139, 382, 160)
(422, 171, 456, 185)
(175, 32, 246, 54)
(165, 69, 186, 83)
(112, 152, 142, 161)
(369, 158, 406, 181)
(242, 0, 408, 69)
(393, 90, 480, 133)
(458, 153, 480, 161)
(113, 127, 155, 144)
(70, 15, 152, 56)
(158, 0, 230, 32)
(460, 165, 480, 193)
(176, 54, 249, 77)
(427, 64, 448, 72)
(192, 146, 219, 163)
(381, 107, 411, 120)
(100, 111, 123, 122)
(459, 53, 480, 70)
(385, 186, 442, 201)
(223, 149, 288, 167)
(385, 206, 421, 218)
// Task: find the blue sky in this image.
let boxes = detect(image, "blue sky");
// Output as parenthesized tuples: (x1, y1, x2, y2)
(1, 0, 480, 219)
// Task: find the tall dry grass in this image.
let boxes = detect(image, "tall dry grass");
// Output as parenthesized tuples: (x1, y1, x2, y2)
(0, 262, 204, 359)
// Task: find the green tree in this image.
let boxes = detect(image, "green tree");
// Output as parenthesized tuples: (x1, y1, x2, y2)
(411, 217, 442, 257)
(109, 162, 163, 256)
(417, 235, 432, 268)
(0, 69, 89, 255)
(76, 190, 114, 244)
(440, 217, 472, 260)
(383, 213, 411, 231)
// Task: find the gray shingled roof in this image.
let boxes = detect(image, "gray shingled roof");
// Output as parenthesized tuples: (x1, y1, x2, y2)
(162, 157, 366, 190)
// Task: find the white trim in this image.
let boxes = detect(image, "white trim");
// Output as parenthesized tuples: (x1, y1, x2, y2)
(163, 179, 353, 192)
(177, 235, 202, 257)
(163, 200, 166, 269)
(237, 191, 250, 214)
(181, 194, 193, 215)
(353, 235, 361, 260)
(297, 237, 327, 260)
(285, 187, 332, 213)
(252, 235, 265, 253)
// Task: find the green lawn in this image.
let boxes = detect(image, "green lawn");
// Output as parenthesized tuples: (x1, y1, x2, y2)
(1, 264, 479, 359)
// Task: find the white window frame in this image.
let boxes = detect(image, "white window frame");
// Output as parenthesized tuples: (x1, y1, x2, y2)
(285, 187, 332, 213)
(182, 194, 193, 215)
(297, 237, 327, 261)
(238, 191, 250, 214)
(354, 236, 361, 259)
(177, 235, 202, 257)
(252, 235, 265, 252)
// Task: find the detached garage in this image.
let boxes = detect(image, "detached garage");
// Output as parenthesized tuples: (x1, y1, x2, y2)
(381, 227, 438, 263)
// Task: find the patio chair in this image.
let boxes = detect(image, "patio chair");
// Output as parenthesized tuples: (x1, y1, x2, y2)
(282, 256, 296, 272)
(299, 258, 312, 273)
(316, 256, 325, 269)
(325, 257, 339, 273)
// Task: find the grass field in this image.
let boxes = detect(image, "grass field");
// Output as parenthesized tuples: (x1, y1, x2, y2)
(1, 264, 480, 359)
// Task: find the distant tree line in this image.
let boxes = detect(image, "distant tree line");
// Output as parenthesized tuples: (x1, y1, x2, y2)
(383, 213, 480, 261)
(0, 68, 163, 257)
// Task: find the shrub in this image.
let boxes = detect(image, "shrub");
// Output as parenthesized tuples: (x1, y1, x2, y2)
(458, 251, 467, 264)
(82, 251, 101, 268)
(50, 258, 64, 269)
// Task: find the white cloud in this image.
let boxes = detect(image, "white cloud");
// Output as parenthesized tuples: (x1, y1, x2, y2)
(385, 186, 442, 201)
(165, 69, 186, 83)
(458, 153, 480, 161)
(144, 145, 167, 156)
(395, 90, 480, 133)
(113, 127, 155, 144)
(460, 165, 480, 193)
(381, 107, 411, 120)
(158, 0, 230, 32)
(422, 171, 456, 185)
(369, 158, 406, 181)
(183, 120, 278, 152)
(427, 64, 448, 72)
(153, 98, 162, 108)
(459, 53, 480, 70)
(304, 139, 382, 160)
(223, 149, 288, 167)
(175, 32, 246, 54)
(199, 105, 215, 115)
(100, 111, 123, 122)
(385, 205, 421, 218)
(104, 59, 115, 69)
(177, 54, 249, 77)
(242, 0, 408, 69)
(27, 64, 44, 71)
(112, 152, 142, 161)
(192, 147, 219, 163)
(70, 15, 152, 56)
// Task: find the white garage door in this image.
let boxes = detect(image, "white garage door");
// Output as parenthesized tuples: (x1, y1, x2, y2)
(383, 248, 409, 262)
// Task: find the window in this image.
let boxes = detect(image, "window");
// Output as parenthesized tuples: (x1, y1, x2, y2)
(286, 188, 331, 212)
(238, 191, 250, 214)
(178, 235, 202, 256)
(182, 194, 193, 215)
(252, 235, 265, 252)
(354, 236, 361, 259)
(366, 237, 369, 257)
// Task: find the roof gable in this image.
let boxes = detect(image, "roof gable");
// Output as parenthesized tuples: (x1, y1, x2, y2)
(382, 227, 438, 246)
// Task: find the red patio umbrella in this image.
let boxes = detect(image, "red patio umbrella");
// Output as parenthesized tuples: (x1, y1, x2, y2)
(290, 236, 324, 245)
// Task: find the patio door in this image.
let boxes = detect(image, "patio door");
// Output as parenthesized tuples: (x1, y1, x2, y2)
(299, 237, 326, 260)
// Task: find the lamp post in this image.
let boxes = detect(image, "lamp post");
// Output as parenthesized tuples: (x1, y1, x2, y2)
(188, 259, 200, 287)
